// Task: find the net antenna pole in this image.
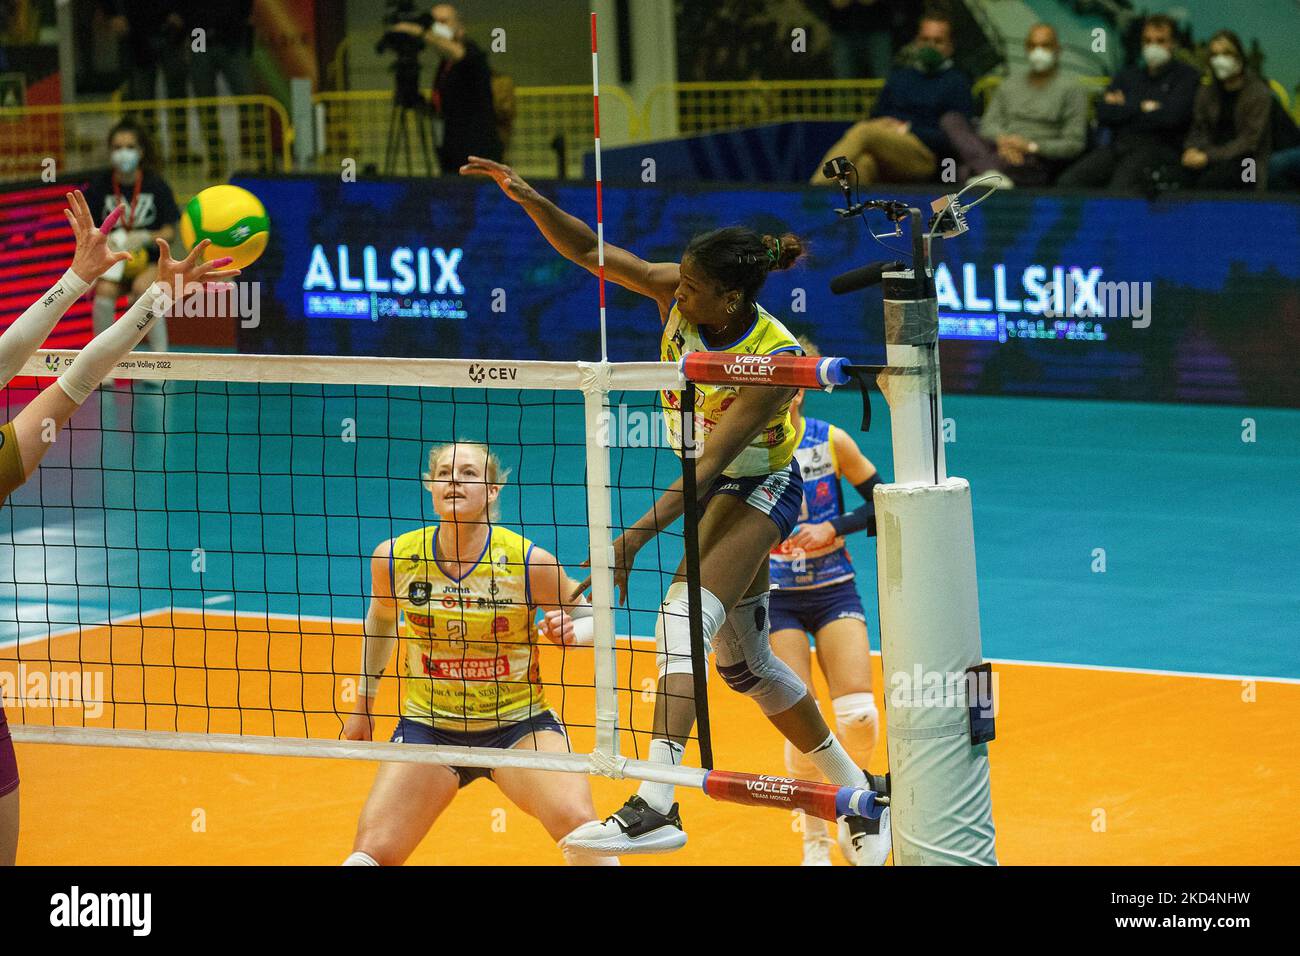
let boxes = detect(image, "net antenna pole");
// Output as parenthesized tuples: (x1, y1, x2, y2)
(589, 11, 608, 362)
(869, 202, 997, 865)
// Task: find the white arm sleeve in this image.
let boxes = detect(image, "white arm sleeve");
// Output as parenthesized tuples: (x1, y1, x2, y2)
(0, 268, 90, 387)
(360, 600, 401, 699)
(568, 604, 595, 647)
(56, 281, 167, 405)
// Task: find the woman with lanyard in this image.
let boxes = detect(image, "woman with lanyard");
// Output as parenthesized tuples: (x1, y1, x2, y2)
(82, 117, 181, 355)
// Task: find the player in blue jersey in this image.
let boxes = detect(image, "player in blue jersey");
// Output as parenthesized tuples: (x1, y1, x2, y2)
(769, 338, 885, 865)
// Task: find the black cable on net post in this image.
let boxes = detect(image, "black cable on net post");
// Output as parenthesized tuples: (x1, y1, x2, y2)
(679, 381, 712, 770)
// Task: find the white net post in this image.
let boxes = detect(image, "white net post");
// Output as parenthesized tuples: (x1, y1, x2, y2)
(874, 257, 998, 865)
(579, 361, 620, 761)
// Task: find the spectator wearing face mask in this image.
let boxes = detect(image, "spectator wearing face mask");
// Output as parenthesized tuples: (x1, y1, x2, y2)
(1180, 29, 1274, 190)
(937, 23, 1086, 187)
(81, 117, 180, 353)
(810, 10, 972, 185)
(1057, 14, 1200, 191)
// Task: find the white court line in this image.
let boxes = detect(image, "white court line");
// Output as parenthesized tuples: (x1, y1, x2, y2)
(6, 606, 1298, 686)
(2, 606, 176, 651)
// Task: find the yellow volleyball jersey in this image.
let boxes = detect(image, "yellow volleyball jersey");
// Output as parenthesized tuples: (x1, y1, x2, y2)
(660, 301, 803, 478)
(388, 523, 547, 729)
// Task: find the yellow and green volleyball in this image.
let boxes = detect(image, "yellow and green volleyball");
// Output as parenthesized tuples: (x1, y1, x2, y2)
(180, 184, 270, 269)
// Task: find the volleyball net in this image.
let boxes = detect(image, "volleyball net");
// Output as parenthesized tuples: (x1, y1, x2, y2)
(1, 349, 885, 825)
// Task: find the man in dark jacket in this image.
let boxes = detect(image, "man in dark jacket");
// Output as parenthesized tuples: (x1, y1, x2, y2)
(398, 4, 502, 174)
(811, 11, 972, 184)
(1057, 14, 1199, 190)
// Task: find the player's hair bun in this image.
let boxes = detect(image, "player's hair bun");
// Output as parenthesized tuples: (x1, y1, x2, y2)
(762, 233, 805, 272)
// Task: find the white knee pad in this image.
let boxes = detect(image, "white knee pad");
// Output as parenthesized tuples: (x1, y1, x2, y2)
(655, 581, 724, 680)
(714, 592, 807, 716)
(833, 692, 879, 763)
(342, 851, 379, 866)
(832, 692, 878, 728)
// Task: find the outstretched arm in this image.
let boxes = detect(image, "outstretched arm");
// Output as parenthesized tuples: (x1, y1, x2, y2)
(460, 156, 680, 318)
(527, 545, 594, 646)
(0, 191, 128, 388)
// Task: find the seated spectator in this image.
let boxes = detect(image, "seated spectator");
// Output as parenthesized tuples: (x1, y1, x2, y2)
(1057, 14, 1199, 191)
(1180, 30, 1273, 190)
(811, 10, 971, 185)
(938, 24, 1085, 187)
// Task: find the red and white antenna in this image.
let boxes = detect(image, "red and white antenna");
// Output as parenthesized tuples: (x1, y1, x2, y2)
(590, 11, 608, 362)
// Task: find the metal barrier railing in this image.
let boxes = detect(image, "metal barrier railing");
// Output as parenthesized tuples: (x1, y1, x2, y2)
(641, 79, 886, 136)
(312, 85, 640, 180)
(0, 95, 293, 199)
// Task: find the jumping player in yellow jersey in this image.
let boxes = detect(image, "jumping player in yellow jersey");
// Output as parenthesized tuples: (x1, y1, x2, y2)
(0, 190, 237, 866)
(341, 442, 617, 866)
(461, 157, 889, 863)
(769, 338, 886, 866)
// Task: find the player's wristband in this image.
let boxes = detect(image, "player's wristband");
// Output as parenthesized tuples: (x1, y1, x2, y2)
(828, 474, 882, 537)
(568, 604, 595, 646)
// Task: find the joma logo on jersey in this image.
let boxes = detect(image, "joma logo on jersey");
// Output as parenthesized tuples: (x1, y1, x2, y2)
(408, 582, 431, 605)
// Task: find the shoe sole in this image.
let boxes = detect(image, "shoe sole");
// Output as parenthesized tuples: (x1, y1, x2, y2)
(563, 828, 688, 855)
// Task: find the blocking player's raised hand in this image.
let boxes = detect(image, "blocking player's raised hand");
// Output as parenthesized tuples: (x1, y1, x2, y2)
(66, 190, 130, 284)
(153, 238, 241, 306)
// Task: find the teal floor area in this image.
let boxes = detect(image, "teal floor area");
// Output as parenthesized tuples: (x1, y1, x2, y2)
(2, 382, 1297, 680)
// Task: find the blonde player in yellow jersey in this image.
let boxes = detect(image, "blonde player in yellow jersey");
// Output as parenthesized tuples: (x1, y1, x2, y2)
(341, 442, 617, 866)
(461, 157, 890, 864)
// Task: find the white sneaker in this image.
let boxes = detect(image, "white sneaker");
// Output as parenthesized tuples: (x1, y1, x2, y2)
(838, 771, 892, 866)
(839, 806, 891, 866)
(560, 795, 687, 855)
(801, 832, 835, 866)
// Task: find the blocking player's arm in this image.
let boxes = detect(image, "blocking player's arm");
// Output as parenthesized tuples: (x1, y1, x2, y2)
(459, 156, 679, 318)
(360, 537, 401, 700)
(527, 546, 594, 647)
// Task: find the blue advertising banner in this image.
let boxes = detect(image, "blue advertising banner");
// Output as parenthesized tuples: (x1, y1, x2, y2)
(233, 175, 1300, 406)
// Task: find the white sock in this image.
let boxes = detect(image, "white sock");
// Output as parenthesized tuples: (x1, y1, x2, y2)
(0, 268, 89, 386)
(636, 738, 684, 814)
(833, 692, 879, 769)
(342, 851, 379, 866)
(57, 283, 167, 404)
(804, 733, 868, 789)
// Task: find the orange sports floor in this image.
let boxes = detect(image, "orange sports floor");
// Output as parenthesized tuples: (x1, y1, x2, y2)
(5, 609, 1299, 865)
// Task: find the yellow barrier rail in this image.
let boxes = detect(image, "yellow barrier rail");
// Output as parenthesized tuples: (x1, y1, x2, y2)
(312, 85, 640, 180)
(641, 80, 886, 136)
(0, 95, 293, 199)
